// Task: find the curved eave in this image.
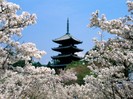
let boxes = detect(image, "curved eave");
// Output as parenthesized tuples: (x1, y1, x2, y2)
(51, 54, 82, 60)
(52, 46, 83, 52)
(53, 33, 82, 44)
(53, 38, 82, 44)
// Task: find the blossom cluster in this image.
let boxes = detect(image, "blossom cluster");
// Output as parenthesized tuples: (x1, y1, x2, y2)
(83, 37, 133, 98)
(127, 0, 133, 11)
(0, 65, 62, 99)
(59, 69, 77, 83)
(0, 0, 46, 69)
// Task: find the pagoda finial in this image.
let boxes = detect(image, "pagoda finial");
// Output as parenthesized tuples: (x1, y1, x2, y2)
(67, 18, 69, 34)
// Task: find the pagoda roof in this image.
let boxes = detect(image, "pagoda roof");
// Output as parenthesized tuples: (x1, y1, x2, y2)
(52, 45, 83, 52)
(53, 33, 82, 44)
(51, 54, 82, 60)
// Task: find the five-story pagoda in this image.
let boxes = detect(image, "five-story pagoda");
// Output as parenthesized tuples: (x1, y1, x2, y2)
(51, 19, 83, 69)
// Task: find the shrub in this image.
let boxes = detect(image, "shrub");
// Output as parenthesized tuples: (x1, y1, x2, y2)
(66, 61, 91, 85)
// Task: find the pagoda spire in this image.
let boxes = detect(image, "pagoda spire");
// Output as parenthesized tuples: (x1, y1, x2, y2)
(67, 18, 69, 34)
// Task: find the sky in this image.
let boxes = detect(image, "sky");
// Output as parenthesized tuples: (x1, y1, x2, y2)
(8, 0, 128, 64)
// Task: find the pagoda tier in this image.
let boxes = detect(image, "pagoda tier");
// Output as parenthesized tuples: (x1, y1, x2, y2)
(52, 54, 82, 61)
(51, 54, 82, 67)
(52, 45, 83, 53)
(53, 33, 82, 45)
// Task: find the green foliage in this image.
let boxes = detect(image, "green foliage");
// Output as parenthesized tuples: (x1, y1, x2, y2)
(32, 62, 41, 67)
(47, 61, 51, 67)
(76, 65, 91, 85)
(66, 61, 87, 69)
(32, 62, 46, 67)
(66, 61, 91, 85)
(12, 60, 25, 68)
(12, 60, 45, 68)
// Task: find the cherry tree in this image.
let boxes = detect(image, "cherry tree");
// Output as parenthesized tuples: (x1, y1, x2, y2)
(0, 0, 46, 69)
(83, 0, 133, 98)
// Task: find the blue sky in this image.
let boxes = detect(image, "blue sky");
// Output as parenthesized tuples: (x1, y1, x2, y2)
(8, 0, 128, 64)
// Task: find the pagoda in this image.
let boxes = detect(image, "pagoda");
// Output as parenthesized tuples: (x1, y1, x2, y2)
(51, 19, 83, 69)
